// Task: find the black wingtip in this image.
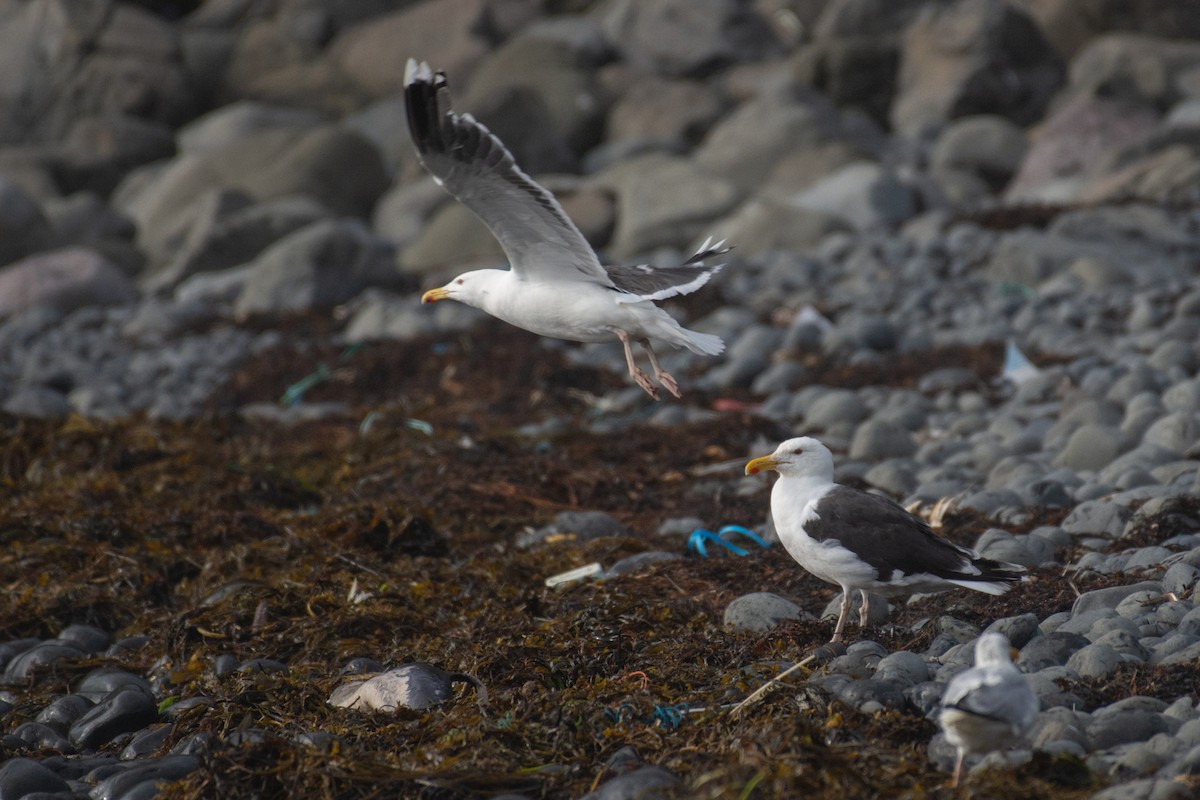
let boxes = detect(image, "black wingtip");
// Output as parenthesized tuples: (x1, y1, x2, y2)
(403, 59, 448, 156)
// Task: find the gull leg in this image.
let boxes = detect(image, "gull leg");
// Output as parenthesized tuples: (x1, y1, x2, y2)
(831, 591, 853, 643)
(949, 748, 965, 788)
(858, 591, 870, 628)
(616, 330, 658, 400)
(638, 337, 683, 399)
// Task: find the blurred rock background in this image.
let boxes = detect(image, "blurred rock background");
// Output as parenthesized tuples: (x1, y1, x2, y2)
(0, 0, 1198, 420)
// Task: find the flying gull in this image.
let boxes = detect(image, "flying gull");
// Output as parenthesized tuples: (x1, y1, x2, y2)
(938, 632, 1038, 786)
(404, 59, 727, 400)
(744, 437, 1025, 643)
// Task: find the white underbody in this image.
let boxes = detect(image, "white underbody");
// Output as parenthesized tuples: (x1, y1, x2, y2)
(472, 274, 712, 352)
(939, 707, 1024, 754)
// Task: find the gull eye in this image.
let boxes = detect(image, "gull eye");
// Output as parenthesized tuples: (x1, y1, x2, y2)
(456, 278, 465, 285)
(792, 448, 804, 455)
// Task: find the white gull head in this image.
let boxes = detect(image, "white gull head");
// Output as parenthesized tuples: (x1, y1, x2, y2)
(745, 436, 835, 480)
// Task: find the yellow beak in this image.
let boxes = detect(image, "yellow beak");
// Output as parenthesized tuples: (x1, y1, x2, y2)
(745, 455, 779, 476)
(421, 287, 450, 304)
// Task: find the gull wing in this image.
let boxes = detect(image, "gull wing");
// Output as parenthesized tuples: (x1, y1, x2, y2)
(404, 60, 609, 285)
(604, 237, 730, 303)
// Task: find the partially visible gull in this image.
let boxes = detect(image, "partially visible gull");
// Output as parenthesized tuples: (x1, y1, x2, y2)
(938, 632, 1038, 787)
(404, 59, 727, 400)
(744, 437, 1025, 643)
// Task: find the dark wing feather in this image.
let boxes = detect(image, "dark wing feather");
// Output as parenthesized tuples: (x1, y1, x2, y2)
(808, 487, 1024, 585)
(603, 237, 729, 302)
(403, 60, 608, 283)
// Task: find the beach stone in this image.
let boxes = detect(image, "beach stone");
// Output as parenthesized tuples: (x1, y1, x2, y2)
(1088, 707, 1170, 751)
(1162, 563, 1200, 596)
(580, 765, 681, 800)
(599, 154, 740, 257)
(600, 0, 777, 78)
(694, 92, 846, 196)
(147, 194, 329, 292)
(36, 694, 95, 733)
(1053, 424, 1123, 470)
(57, 624, 110, 655)
(708, 197, 848, 258)
(176, 101, 323, 156)
(1017, 632, 1089, 671)
(1031, 706, 1088, 750)
(91, 755, 199, 800)
(790, 162, 918, 230)
(0, 758, 70, 798)
(724, 592, 804, 633)
(234, 219, 399, 318)
(121, 724, 174, 759)
(848, 419, 915, 460)
(890, 0, 1063, 137)
(983, 613, 1041, 649)
(607, 75, 724, 145)
(0, 176, 54, 268)
(11, 721, 73, 752)
(1090, 777, 1193, 800)
(1142, 412, 1199, 454)
(1073, 582, 1164, 616)
(77, 668, 153, 701)
(803, 389, 868, 429)
(68, 687, 158, 751)
(1066, 643, 1123, 679)
(1062, 501, 1134, 538)
(0, 248, 138, 319)
(873, 650, 930, 687)
(930, 114, 1028, 189)
(3, 641, 88, 683)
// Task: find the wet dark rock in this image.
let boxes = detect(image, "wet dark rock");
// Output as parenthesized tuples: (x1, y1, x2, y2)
(77, 669, 153, 702)
(11, 721, 74, 753)
(169, 732, 214, 756)
(295, 730, 343, 752)
(161, 697, 213, 721)
(580, 765, 681, 800)
(91, 755, 199, 800)
(1017, 632, 1091, 671)
(238, 658, 288, 674)
(519, 510, 632, 548)
(68, 688, 159, 751)
(223, 728, 272, 747)
(0, 758, 70, 799)
(36, 694, 95, 732)
(212, 654, 240, 677)
(2, 641, 88, 684)
(120, 724, 174, 759)
(605, 551, 681, 576)
(105, 636, 151, 658)
(55, 624, 110, 655)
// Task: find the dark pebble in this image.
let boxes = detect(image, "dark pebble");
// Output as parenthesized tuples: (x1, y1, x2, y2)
(3, 641, 87, 682)
(836, 678, 908, 710)
(1018, 631, 1090, 671)
(161, 695, 213, 720)
(604, 551, 681, 575)
(11, 722, 75, 753)
(56, 624, 111, 654)
(340, 658, 384, 675)
(224, 728, 272, 747)
(36, 694, 96, 732)
(105, 636, 151, 658)
(295, 730, 343, 752)
(212, 654, 239, 677)
(32, 754, 119, 781)
(68, 687, 159, 751)
(92, 755, 199, 800)
(120, 724, 174, 759)
(0, 638, 40, 670)
(580, 765, 680, 800)
(238, 658, 287, 674)
(169, 731, 214, 756)
(905, 681, 945, 717)
(0, 758, 71, 798)
(0, 697, 13, 716)
(77, 668, 153, 701)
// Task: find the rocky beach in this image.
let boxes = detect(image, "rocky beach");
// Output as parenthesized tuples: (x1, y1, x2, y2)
(2, 0, 1200, 798)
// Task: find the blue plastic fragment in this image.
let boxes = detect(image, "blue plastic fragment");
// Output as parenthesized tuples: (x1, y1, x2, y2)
(687, 525, 770, 557)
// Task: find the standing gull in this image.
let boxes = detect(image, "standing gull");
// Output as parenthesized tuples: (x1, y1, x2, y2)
(404, 59, 727, 400)
(744, 437, 1025, 643)
(938, 632, 1037, 786)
